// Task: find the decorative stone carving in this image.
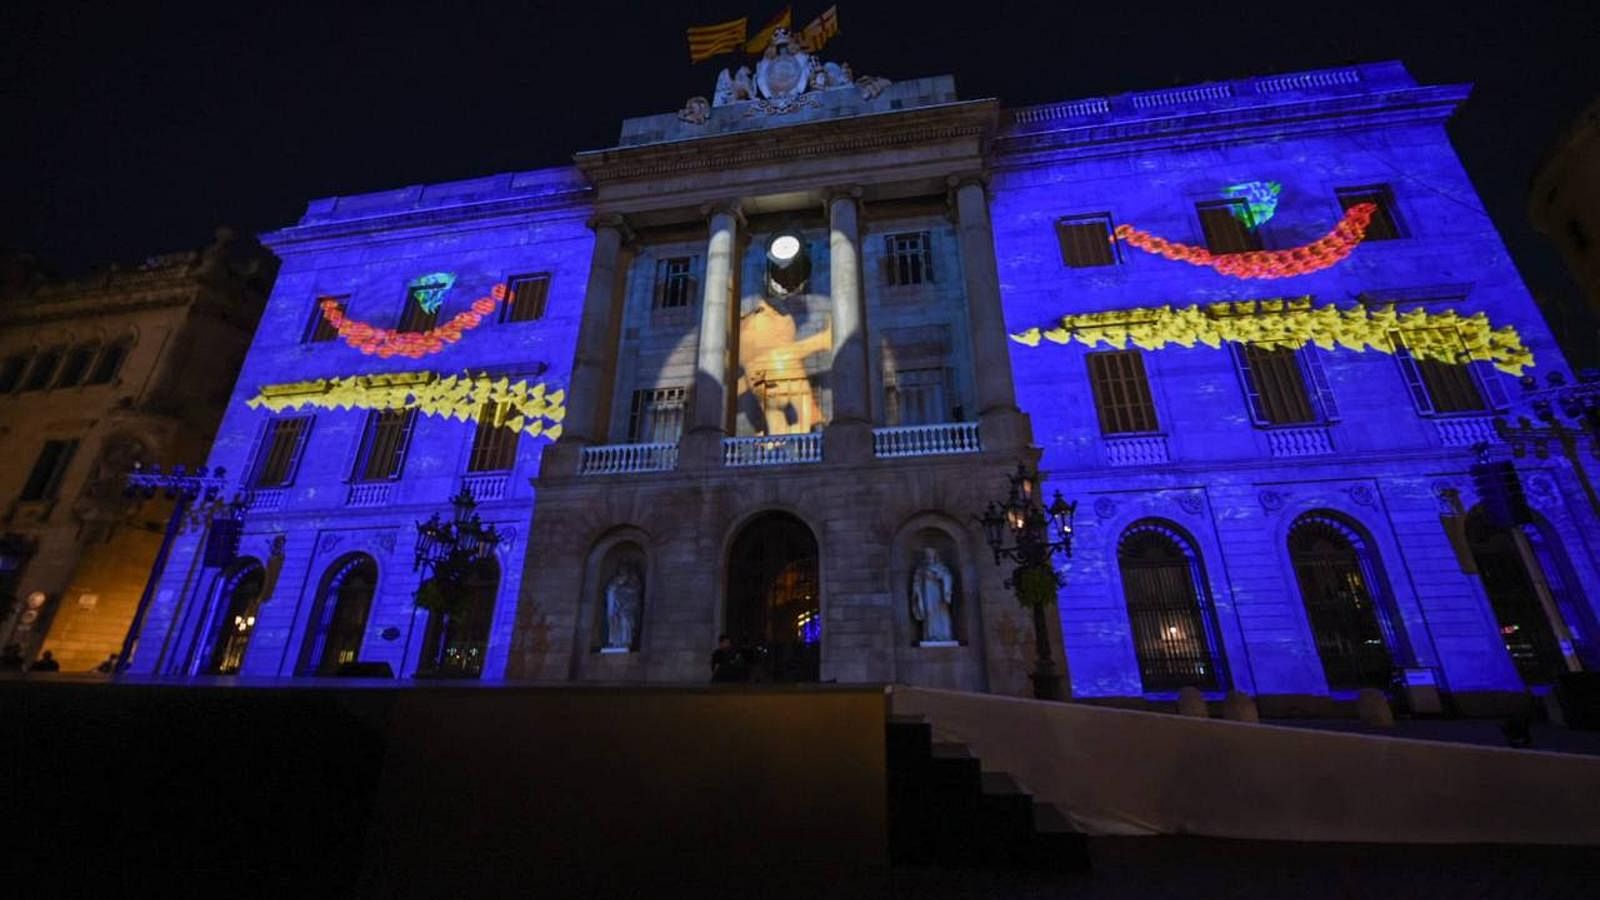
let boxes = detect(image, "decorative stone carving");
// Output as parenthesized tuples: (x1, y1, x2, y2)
(375, 531, 397, 553)
(1431, 481, 1463, 515)
(1346, 484, 1376, 507)
(318, 533, 344, 554)
(603, 564, 643, 651)
(910, 547, 956, 645)
(677, 96, 711, 125)
(1258, 489, 1285, 512)
(698, 26, 889, 117)
(1094, 497, 1117, 520)
(855, 75, 891, 100)
(1175, 492, 1204, 516)
(1525, 472, 1558, 509)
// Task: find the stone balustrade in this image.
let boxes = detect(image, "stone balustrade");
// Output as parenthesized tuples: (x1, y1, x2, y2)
(1266, 426, 1335, 458)
(873, 422, 981, 458)
(246, 489, 284, 511)
(722, 434, 822, 467)
(461, 472, 510, 502)
(1433, 416, 1498, 448)
(579, 442, 679, 475)
(1103, 434, 1170, 466)
(345, 482, 392, 507)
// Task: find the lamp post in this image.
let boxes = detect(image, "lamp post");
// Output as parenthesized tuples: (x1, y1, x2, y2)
(1495, 370, 1600, 521)
(976, 463, 1077, 701)
(413, 487, 501, 674)
(117, 463, 229, 675)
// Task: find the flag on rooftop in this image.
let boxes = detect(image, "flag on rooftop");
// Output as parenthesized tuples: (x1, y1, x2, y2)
(686, 15, 748, 64)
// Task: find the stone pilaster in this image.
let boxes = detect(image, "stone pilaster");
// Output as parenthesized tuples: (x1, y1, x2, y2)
(684, 200, 744, 469)
(541, 214, 629, 477)
(824, 187, 874, 463)
(951, 175, 1030, 451)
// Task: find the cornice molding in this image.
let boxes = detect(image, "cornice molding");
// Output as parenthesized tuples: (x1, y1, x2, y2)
(261, 186, 593, 253)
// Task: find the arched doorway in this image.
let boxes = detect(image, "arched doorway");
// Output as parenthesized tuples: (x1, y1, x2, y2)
(1465, 508, 1582, 684)
(418, 558, 499, 678)
(1117, 520, 1228, 692)
(725, 512, 820, 682)
(299, 554, 378, 676)
(1289, 512, 1404, 690)
(204, 559, 265, 675)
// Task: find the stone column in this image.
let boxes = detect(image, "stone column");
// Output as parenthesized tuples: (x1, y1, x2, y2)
(540, 215, 628, 477)
(823, 188, 874, 463)
(951, 175, 1029, 450)
(685, 201, 743, 467)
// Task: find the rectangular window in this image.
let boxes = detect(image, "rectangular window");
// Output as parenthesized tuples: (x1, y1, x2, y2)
(351, 409, 417, 482)
(655, 257, 697, 310)
(1087, 351, 1159, 434)
(0, 353, 32, 392)
(1056, 214, 1118, 268)
(21, 347, 64, 391)
(1392, 330, 1497, 415)
(396, 287, 440, 333)
(627, 387, 688, 444)
(84, 340, 129, 385)
(54, 345, 98, 388)
(499, 273, 551, 323)
(885, 232, 934, 286)
(885, 368, 949, 427)
(305, 295, 346, 343)
(20, 439, 78, 501)
(466, 402, 520, 471)
(1336, 186, 1403, 241)
(250, 417, 313, 487)
(1232, 344, 1324, 426)
(1196, 200, 1263, 254)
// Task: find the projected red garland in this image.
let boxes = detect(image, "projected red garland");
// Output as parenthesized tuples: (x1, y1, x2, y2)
(320, 284, 507, 358)
(1114, 202, 1376, 279)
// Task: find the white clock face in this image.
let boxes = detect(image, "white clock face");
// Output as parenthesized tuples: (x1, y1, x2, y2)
(770, 234, 802, 262)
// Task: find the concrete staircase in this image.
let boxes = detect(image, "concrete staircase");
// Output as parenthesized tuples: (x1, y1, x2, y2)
(887, 713, 1089, 873)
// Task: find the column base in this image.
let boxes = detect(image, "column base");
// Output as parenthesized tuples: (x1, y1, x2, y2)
(977, 406, 1034, 453)
(538, 439, 586, 478)
(823, 419, 874, 465)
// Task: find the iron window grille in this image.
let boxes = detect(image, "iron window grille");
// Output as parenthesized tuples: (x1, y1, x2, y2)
(1118, 522, 1227, 693)
(500, 273, 551, 323)
(1056, 214, 1119, 268)
(1336, 185, 1404, 241)
(466, 402, 520, 472)
(1289, 515, 1400, 691)
(249, 417, 313, 488)
(1196, 199, 1264, 254)
(885, 232, 934, 286)
(1087, 350, 1159, 434)
(20, 439, 78, 501)
(305, 295, 346, 343)
(351, 409, 417, 482)
(655, 257, 698, 310)
(1230, 343, 1338, 426)
(628, 387, 688, 444)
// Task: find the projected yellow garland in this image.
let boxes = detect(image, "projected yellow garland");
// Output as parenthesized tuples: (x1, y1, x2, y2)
(247, 371, 566, 440)
(1009, 298, 1534, 375)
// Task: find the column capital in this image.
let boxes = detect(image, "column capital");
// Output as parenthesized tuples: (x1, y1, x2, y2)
(586, 213, 635, 244)
(823, 185, 864, 210)
(946, 173, 992, 218)
(699, 199, 746, 228)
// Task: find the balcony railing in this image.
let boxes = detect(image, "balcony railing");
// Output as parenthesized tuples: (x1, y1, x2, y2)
(723, 433, 822, 467)
(245, 489, 284, 512)
(461, 472, 510, 502)
(580, 442, 679, 475)
(1433, 416, 1498, 448)
(346, 482, 392, 507)
(873, 422, 981, 458)
(1266, 426, 1334, 458)
(1103, 434, 1170, 466)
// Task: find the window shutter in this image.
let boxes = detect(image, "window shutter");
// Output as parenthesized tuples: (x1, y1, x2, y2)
(1471, 363, 1511, 411)
(922, 233, 935, 283)
(1391, 336, 1435, 416)
(387, 411, 417, 479)
(1229, 343, 1270, 425)
(1299, 348, 1340, 421)
(284, 418, 314, 484)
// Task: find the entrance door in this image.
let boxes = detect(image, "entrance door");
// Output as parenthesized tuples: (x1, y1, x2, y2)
(1467, 511, 1566, 684)
(725, 512, 820, 682)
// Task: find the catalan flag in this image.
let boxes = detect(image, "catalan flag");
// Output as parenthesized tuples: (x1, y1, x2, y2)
(743, 6, 791, 55)
(686, 15, 748, 64)
(795, 5, 839, 53)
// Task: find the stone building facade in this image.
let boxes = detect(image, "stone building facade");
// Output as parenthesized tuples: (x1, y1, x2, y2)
(126, 55, 1598, 713)
(0, 231, 273, 670)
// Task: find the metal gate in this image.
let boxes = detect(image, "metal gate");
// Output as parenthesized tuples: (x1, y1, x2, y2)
(726, 513, 821, 682)
(1119, 526, 1223, 692)
(1290, 521, 1393, 690)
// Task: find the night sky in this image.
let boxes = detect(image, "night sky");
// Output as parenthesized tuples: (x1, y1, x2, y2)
(4, 1, 1596, 307)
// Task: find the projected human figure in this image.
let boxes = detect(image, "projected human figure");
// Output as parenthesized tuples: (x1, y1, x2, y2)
(735, 297, 833, 435)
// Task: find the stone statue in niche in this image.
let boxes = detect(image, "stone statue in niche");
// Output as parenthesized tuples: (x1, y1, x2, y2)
(602, 564, 643, 651)
(910, 548, 957, 646)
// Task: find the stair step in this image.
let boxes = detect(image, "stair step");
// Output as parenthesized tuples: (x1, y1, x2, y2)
(930, 741, 972, 759)
(980, 771, 1024, 796)
(887, 714, 927, 726)
(1031, 802, 1076, 834)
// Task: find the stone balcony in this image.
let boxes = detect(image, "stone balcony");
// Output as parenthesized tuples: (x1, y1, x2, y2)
(575, 422, 988, 475)
(872, 423, 981, 458)
(723, 434, 822, 467)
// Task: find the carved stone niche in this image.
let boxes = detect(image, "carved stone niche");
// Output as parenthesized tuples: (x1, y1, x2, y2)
(593, 542, 646, 654)
(906, 528, 962, 647)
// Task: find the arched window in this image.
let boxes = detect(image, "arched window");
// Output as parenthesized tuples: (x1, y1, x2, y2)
(418, 558, 500, 678)
(298, 554, 378, 675)
(1117, 520, 1228, 692)
(1288, 512, 1406, 690)
(1465, 508, 1594, 683)
(204, 559, 265, 675)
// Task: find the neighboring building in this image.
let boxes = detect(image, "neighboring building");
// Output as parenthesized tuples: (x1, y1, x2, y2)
(0, 230, 274, 670)
(1532, 97, 1600, 323)
(126, 46, 1597, 714)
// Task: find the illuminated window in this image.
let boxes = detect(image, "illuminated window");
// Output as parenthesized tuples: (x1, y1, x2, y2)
(1391, 329, 1505, 415)
(655, 257, 697, 310)
(351, 409, 416, 482)
(85, 339, 130, 385)
(20, 346, 64, 391)
(54, 344, 98, 388)
(500, 273, 550, 323)
(467, 402, 520, 471)
(1196, 200, 1263, 254)
(1055, 214, 1118, 268)
(250, 417, 313, 487)
(0, 353, 32, 392)
(1336, 186, 1403, 241)
(1231, 344, 1337, 426)
(885, 232, 934, 286)
(305, 295, 346, 343)
(885, 368, 949, 426)
(628, 387, 687, 444)
(20, 439, 78, 501)
(396, 285, 440, 333)
(1087, 351, 1158, 434)
(1118, 522, 1227, 692)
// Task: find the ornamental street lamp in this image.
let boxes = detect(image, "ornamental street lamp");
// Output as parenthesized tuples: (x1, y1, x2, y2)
(413, 487, 501, 672)
(1495, 370, 1600, 521)
(118, 463, 230, 675)
(976, 463, 1077, 701)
